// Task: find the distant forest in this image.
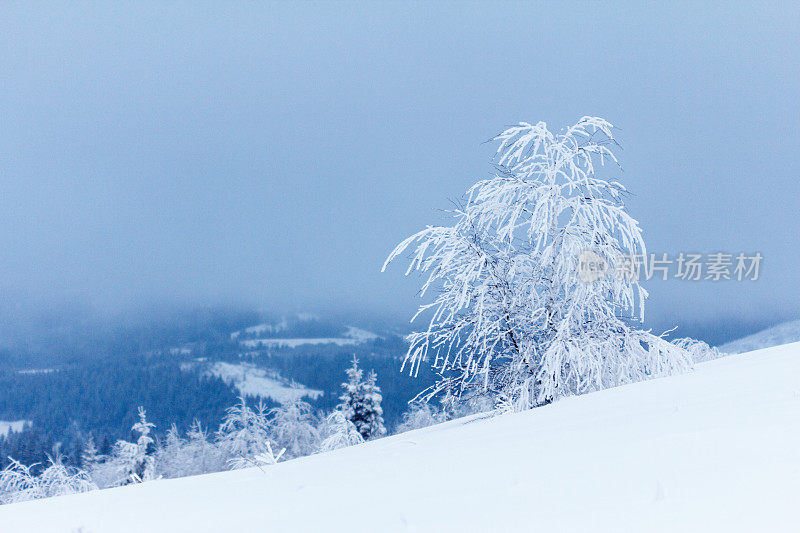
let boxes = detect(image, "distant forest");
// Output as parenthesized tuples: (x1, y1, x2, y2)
(0, 309, 434, 471)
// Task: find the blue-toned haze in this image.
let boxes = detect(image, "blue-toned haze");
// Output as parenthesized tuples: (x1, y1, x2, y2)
(1, 2, 798, 345)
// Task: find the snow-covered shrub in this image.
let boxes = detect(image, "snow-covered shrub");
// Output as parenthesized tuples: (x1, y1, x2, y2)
(37, 456, 98, 498)
(396, 392, 492, 434)
(0, 456, 96, 504)
(267, 400, 321, 459)
(338, 358, 386, 440)
(319, 411, 364, 452)
(0, 459, 41, 504)
(217, 396, 277, 469)
(85, 458, 115, 489)
(155, 422, 229, 478)
(383, 116, 692, 410)
(395, 402, 445, 433)
(185, 421, 227, 475)
(439, 387, 493, 420)
(672, 337, 723, 363)
(251, 441, 285, 468)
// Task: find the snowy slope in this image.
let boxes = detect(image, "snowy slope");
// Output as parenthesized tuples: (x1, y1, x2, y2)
(2, 343, 800, 532)
(719, 318, 800, 354)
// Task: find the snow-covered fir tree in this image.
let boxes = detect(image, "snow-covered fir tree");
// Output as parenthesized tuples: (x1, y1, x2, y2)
(267, 399, 321, 459)
(97, 406, 157, 487)
(362, 370, 386, 439)
(80, 434, 101, 470)
(116, 406, 156, 484)
(337, 358, 386, 440)
(153, 424, 185, 479)
(383, 116, 692, 410)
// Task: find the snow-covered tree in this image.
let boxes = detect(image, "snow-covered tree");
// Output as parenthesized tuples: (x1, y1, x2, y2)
(217, 396, 275, 469)
(319, 410, 364, 452)
(383, 116, 692, 410)
(80, 434, 101, 470)
(267, 399, 321, 459)
(153, 424, 185, 479)
(338, 358, 386, 440)
(129, 406, 156, 482)
(100, 406, 157, 486)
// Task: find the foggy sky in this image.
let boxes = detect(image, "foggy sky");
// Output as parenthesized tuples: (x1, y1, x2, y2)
(1, 2, 798, 340)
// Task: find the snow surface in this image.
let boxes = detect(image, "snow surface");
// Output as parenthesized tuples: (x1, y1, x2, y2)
(719, 318, 800, 354)
(204, 362, 323, 403)
(3, 343, 800, 532)
(0, 420, 29, 437)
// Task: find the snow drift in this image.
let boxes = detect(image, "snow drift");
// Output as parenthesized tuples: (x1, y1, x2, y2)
(2, 342, 799, 532)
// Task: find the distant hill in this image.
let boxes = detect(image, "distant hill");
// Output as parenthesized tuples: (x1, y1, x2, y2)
(718, 318, 800, 354)
(0, 310, 431, 472)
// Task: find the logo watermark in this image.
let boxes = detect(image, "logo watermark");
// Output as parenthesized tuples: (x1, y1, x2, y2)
(577, 250, 609, 283)
(577, 251, 763, 283)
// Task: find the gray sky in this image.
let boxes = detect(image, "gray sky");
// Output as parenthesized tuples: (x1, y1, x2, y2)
(1, 2, 798, 340)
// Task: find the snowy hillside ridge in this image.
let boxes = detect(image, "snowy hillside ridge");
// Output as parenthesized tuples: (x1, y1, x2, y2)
(343, 326, 379, 342)
(230, 320, 288, 340)
(230, 315, 380, 348)
(0, 421, 29, 438)
(15, 368, 56, 375)
(236, 325, 379, 348)
(200, 362, 323, 403)
(718, 318, 800, 354)
(3, 343, 799, 533)
(240, 337, 362, 348)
